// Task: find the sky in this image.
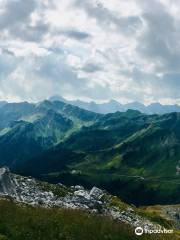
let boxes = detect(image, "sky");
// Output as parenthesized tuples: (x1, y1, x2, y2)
(0, 0, 180, 104)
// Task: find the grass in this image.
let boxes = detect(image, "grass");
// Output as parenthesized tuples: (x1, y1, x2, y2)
(0, 199, 178, 240)
(137, 208, 174, 229)
(106, 195, 131, 211)
(37, 180, 72, 197)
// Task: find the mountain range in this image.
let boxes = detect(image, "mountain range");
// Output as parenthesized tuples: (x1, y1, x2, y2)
(0, 99, 179, 206)
(49, 95, 180, 114)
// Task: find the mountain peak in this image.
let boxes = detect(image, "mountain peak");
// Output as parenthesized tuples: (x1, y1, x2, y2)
(49, 95, 67, 103)
(49, 96, 180, 114)
(36, 100, 54, 110)
(148, 102, 162, 107)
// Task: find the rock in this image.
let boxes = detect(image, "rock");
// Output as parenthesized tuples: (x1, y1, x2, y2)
(0, 166, 19, 199)
(74, 190, 90, 200)
(127, 207, 134, 213)
(72, 185, 84, 191)
(90, 187, 104, 200)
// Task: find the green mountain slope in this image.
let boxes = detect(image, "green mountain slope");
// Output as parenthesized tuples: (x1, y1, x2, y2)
(36, 100, 101, 124)
(62, 110, 152, 151)
(0, 100, 101, 171)
(20, 111, 180, 206)
(0, 100, 180, 206)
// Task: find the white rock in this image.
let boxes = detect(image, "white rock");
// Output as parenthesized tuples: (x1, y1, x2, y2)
(74, 190, 90, 200)
(90, 187, 104, 200)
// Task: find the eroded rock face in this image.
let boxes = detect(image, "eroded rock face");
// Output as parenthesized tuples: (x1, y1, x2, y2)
(0, 167, 162, 231)
(0, 167, 19, 199)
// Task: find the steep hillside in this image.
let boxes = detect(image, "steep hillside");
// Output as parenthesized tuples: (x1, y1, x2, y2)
(21, 111, 180, 206)
(62, 110, 152, 151)
(0, 101, 100, 170)
(0, 200, 177, 240)
(36, 100, 101, 124)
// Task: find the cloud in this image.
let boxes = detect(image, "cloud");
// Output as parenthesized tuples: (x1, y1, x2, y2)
(0, 0, 180, 104)
(74, 0, 142, 35)
(82, 63, 102, 73)
(0, 0, 36, 28)
(0, 51, 115, 102)
(59, 29, 91, 40)
(0, 0, 49, 42)
(136, 0, 180, 73)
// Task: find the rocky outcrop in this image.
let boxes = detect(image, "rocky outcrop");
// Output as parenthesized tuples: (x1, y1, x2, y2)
(0, 167, 162, 230)
(0, 167, 20, 199)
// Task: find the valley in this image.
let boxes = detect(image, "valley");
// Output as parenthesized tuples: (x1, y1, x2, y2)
(0, 100, 179, 206)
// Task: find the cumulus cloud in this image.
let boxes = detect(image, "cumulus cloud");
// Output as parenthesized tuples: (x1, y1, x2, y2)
(0, 0, 180, 104)
(0, 0, 49, 42)
(0, 0, 36, 28)
(74, 0, 142, 35)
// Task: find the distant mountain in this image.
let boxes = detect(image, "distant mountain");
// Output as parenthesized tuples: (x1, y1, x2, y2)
(147, 102, 180, 114)
(49, 96, 125, 114)
(124, 101, 148, 113)
(0, 102, 35, 129)
(49, 95, 180, 114)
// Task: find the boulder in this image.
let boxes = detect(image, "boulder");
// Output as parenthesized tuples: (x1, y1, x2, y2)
(90, 187, 104, 200)
(74, 190, 90, 200)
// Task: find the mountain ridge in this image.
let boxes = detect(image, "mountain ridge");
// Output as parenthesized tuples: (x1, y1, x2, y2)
(0, 99, 179, 206)
(49, 95, 180, 114)
(19, 110, 180, 206)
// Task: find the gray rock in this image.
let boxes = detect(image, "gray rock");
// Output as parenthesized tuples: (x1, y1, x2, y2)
(74, 190, 90, 200)
(90, 187, 104, 200)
